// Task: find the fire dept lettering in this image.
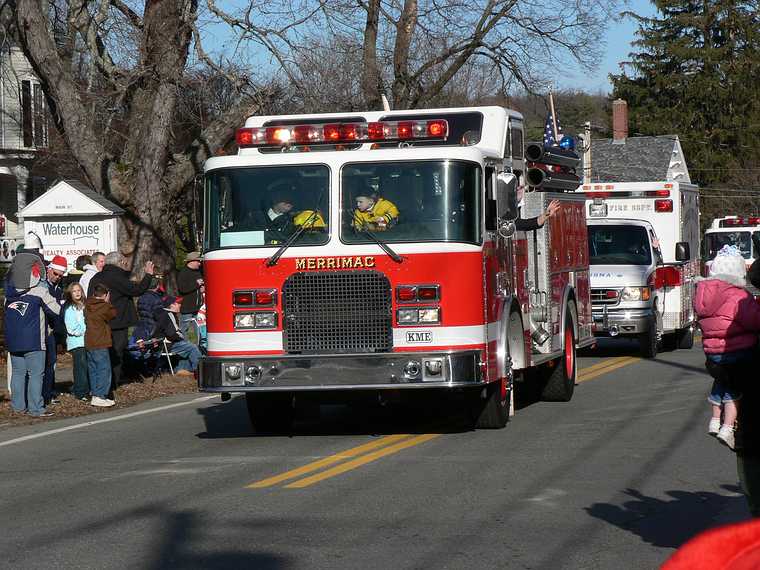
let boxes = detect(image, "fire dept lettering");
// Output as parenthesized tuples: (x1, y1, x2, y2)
(295, 256, 376, 270)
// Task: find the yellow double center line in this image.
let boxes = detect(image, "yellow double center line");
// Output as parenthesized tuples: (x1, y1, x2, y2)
(577, 356, 639, 383)
(248, 433, 440, 489)
(247, 357, 638, 489)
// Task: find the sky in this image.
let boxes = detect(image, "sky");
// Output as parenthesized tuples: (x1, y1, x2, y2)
(558, 0, 659, 93)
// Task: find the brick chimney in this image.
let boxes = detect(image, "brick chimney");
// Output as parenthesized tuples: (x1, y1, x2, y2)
(612, 99, 628, 144)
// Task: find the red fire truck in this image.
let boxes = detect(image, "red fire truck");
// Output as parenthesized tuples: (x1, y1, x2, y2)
(199, 106, 593, 430)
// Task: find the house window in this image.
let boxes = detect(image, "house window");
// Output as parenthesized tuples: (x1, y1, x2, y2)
(21, 80, 47, 149)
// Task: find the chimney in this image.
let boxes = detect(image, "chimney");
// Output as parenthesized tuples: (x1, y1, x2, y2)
(612, 99, 628, 144)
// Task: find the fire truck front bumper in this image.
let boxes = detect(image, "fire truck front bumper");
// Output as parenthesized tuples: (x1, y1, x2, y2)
(591, 306, 656, 337)
(199, 350, 485, 392)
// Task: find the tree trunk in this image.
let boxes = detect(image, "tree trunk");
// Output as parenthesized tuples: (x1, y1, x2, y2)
(361, 0, 382, 109)
(391, 0, 417, 109)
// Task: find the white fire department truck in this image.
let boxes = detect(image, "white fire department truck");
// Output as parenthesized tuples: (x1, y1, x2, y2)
(199, 106, 593, 431)
(703, 216, 760, 273)
(579, 181, 700, 353)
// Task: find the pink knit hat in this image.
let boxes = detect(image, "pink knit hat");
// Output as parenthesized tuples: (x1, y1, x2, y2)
(48, 255, 68, 273)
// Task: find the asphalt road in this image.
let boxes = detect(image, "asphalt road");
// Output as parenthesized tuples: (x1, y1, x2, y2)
(0, 340, 750, 570)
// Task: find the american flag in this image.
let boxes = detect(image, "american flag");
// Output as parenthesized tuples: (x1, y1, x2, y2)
(543, 113, 564, 149)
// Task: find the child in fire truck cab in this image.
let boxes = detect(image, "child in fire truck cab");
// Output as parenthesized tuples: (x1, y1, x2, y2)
(352, 185, 399, 231)
(694, 245, 760, 450)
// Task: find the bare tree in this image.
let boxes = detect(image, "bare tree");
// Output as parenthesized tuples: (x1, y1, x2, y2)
(208, 0, 619, 110)
(9, 0, 278, 278)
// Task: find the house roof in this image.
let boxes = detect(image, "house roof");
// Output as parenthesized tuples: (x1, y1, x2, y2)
(60, 179, 125, 215)
(19, 179, 125, 217)
(586, 135, 689, 183)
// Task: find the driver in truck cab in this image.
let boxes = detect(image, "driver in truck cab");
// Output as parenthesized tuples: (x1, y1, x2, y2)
(239, 181, 326, 243)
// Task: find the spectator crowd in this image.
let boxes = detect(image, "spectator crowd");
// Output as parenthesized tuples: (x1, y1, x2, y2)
(3, 232, 204, 418)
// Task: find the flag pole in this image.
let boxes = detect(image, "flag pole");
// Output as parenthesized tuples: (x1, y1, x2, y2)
(549, 92, 560, 143)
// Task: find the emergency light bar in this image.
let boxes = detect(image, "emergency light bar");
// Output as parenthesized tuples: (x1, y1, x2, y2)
(720, 217, 760, 227)
(236, 119, 449, 148)
(583, 190, 671, 199)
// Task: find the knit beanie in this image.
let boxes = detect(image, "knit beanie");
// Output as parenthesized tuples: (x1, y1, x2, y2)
(709, 245, 746, 287)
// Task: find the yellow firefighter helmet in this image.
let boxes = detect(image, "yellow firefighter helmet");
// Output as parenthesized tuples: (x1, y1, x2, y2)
(293, 210, 326, 229)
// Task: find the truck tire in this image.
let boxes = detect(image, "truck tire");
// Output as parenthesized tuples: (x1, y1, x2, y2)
(245, 392, 294, 434)
(469, 379, 510, 429)
(677, 325, 695, 349)
(540, 311, 576, 402)
(639, 321, 658, 358)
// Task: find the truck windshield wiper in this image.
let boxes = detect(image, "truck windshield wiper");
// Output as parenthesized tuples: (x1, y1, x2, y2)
(265, 220, 311, 267)
(351, 211, 403, 263)
(266, 186, 327, 267)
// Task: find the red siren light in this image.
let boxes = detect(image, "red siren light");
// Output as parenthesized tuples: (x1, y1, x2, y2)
(234, 119, 449, 148)
(655, 199, 673, 212)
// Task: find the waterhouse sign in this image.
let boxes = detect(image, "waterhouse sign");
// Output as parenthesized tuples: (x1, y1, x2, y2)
(24, 219, 116, 267)
(19, 180, 124, 271)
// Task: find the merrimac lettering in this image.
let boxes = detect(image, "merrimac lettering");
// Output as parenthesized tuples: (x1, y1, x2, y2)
(295, 256, 377, 270)
(42, 222, 100, 236)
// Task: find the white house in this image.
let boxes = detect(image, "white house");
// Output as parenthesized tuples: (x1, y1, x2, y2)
(0, 43, 48, 247)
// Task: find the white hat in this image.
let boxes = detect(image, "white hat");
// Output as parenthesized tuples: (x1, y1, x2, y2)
(709, 245, 746, 287)
(24, 232, 42, 250)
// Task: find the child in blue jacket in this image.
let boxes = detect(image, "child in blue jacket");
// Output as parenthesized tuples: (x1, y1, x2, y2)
(63, 282, 89, 400)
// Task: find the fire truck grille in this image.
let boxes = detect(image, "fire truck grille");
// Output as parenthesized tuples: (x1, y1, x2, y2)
(282, 271, 393, 354)
(591, 288, 621, 305)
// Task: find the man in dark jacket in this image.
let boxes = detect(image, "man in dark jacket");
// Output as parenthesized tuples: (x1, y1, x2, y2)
(237, 189, 297, 244)
(88, 252, 155, 392)
(4, 253, 62, 417)
(514, 186, 560, 231)
(42, 255, 66, 406)
(152, 296, 200, 377)
(132, 277, 165, 342)
(177, 252, 203, 338)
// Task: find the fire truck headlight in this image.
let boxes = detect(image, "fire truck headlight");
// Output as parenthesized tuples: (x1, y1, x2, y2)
(254, 312, 278, 329)
(398, 308, 419, 324)
(234, 313, 257, 329)
(621, 287, 648, 302)
(234, 312, 278, 329)
(418, 308, 440, 323)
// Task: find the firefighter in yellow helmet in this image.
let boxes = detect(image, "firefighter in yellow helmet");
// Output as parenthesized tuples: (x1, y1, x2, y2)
(352, 185, 399, 231)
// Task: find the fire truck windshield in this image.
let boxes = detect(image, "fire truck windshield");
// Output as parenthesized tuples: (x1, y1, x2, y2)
(205, 165, 330, 249)
(703, 231, 756, 260)
(341, 160, 481, 245)
(588, 225, 653, 266)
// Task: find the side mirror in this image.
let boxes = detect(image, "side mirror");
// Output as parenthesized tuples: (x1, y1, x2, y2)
(193, 175, 205, 248)
(675, 242, 690, 262)
(496, 172, 519, 222)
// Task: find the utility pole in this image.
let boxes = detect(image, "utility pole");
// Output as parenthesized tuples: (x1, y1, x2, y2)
(582, 121, 592, 184)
